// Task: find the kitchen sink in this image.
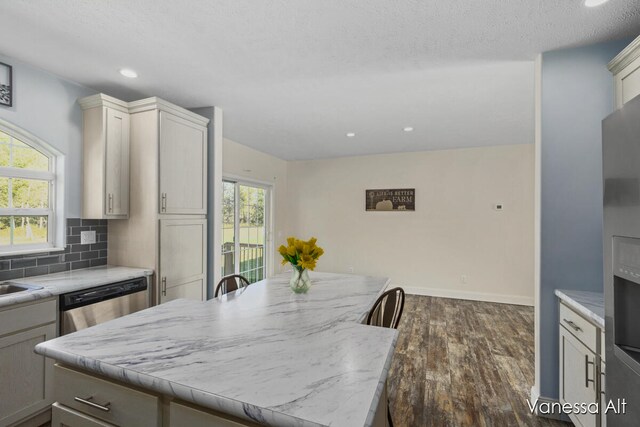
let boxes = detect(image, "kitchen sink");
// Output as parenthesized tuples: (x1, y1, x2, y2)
(0, 282, 44, 295)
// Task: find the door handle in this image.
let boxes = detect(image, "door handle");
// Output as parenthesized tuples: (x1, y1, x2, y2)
(162, 277, 167, 296)
(74, 396, 111, 412)
(585, 355, 595, 387)
(161, 193, 167, 212)
(562, 318, 582, 332)
(108, 193, 113, 213)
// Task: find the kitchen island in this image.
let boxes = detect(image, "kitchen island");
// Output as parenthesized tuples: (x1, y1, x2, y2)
(35, 272, 398, 427)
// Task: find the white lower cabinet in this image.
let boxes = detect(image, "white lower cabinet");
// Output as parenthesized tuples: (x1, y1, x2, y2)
(0, 299, 56, 427)
(559, 327, 598, 427)
(159, 218, 207, 303)
(52, 365, 160, 427)
(558, 301, 605, 427)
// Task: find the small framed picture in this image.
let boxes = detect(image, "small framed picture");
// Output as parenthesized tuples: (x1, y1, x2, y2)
(0, 62, 13, 107)
(366, 188, 415, 211)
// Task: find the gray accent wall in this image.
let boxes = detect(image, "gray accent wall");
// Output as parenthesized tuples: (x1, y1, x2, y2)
(539, 39, 630, 398)
(0, 53, 95, 217)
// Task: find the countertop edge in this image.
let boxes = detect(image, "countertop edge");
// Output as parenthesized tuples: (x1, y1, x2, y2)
(362, 327, 399, 427)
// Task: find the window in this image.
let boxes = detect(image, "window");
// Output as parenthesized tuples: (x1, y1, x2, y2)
(0, 121, 60, 253)
(222, 180, 270, 284)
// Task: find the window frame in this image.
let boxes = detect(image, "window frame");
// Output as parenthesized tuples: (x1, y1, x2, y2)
(0, 118, 65, 255)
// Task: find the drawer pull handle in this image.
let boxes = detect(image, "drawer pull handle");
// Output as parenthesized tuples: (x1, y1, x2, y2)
(74, 396, 111, 412)
(585, 356, 595, 388)
(563, 318, 582, 332)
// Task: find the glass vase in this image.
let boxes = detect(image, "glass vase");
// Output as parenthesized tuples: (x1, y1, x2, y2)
(290, 268, 311, 293)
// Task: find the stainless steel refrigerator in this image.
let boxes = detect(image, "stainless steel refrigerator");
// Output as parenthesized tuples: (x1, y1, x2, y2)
(603, 93, 640, 426)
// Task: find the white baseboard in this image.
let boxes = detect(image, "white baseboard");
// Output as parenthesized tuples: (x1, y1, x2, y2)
(398, 285, 534, 306)
(529, 386, 571, 422)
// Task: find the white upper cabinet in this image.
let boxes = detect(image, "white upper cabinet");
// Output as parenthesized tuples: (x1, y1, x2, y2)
(159, 112, 207, 214)
(609, 35, 640, 109)
(105, 108, 130, 216)
(80, 94, 130, 219)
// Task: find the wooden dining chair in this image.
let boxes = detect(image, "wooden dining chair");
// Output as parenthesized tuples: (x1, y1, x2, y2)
(214, 274, 250, 297)
(366, 287, 405, 329)
(366, 286, 405, 427)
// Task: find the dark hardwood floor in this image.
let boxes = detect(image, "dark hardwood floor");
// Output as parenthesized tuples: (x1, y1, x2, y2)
(387, 295, 570, 427)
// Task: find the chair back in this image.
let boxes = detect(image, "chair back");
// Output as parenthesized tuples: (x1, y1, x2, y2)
(215, 274, 250, 297)
(366, 287, 405, 329)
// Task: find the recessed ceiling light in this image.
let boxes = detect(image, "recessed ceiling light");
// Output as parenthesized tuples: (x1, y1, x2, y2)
(403, 127, 414, 132)
(584, 0, 609, 7)
(119, 68, 138, 78)
(346, 132, 356, 137)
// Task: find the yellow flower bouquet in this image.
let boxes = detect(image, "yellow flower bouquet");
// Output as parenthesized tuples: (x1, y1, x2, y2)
(278, 237, 324, 293)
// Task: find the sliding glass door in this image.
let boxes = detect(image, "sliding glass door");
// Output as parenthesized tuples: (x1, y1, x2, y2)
(222, 180, 269, 283)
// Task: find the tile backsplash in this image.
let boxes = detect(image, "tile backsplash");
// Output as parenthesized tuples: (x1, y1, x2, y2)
(0, 218, 108, 281)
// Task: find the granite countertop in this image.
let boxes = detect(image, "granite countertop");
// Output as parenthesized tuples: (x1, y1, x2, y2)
(555, 289, 604, 328)
(0, 265, 153, 309)
(35, 272, 398, 427)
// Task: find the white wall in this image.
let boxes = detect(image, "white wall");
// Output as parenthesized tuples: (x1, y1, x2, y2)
(222, 138, 289, 276)
(287, 144, 535, 305)
(0, 54, 95, 218)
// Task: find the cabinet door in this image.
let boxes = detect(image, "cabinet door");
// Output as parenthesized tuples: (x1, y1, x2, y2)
(0, 322, 56, 426)
(159, 112, 207, 214)
(615, 55, 640, 108)
(104, 107, 130, 217)
(159, 219, 207, 303)
(559, 326, 598, 427)
(52, 402, 116, 427)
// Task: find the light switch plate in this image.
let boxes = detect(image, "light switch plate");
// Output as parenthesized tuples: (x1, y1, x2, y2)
(80, 230, 96, 245)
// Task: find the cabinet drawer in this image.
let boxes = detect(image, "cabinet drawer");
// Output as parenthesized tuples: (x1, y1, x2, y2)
(0, 298, 56, 337)
(169, 401, 255, 427)
(559, 302, 598, 352)
(54, 365, 160, 427)
(52, 402, 117, 427)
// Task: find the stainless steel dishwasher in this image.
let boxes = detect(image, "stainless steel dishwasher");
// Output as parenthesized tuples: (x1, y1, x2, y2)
(59, 277, 149, 335)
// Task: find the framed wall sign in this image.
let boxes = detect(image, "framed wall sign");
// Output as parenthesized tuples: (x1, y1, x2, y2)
(366, 188, 415, 211)
(0, 62, 12, 107)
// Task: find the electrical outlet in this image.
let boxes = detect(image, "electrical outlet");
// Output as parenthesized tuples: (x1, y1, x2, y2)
(348, 266, 354, 274)
(80, 230, 96, 245)
(461, 275, 468, 284)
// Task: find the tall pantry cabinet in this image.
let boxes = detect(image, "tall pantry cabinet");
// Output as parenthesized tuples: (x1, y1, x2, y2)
(81, 94, 209, 304)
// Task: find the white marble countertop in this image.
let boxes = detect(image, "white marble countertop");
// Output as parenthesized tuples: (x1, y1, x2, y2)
(555, 289, 604, 328)
(0, 265, 153, 309)
(35, 272, 398, 427)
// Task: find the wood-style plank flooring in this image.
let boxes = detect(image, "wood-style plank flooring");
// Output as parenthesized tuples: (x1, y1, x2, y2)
(387, 295, 570, 427)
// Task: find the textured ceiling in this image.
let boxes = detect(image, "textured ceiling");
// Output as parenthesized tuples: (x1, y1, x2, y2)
(1, 1, 639, 160)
